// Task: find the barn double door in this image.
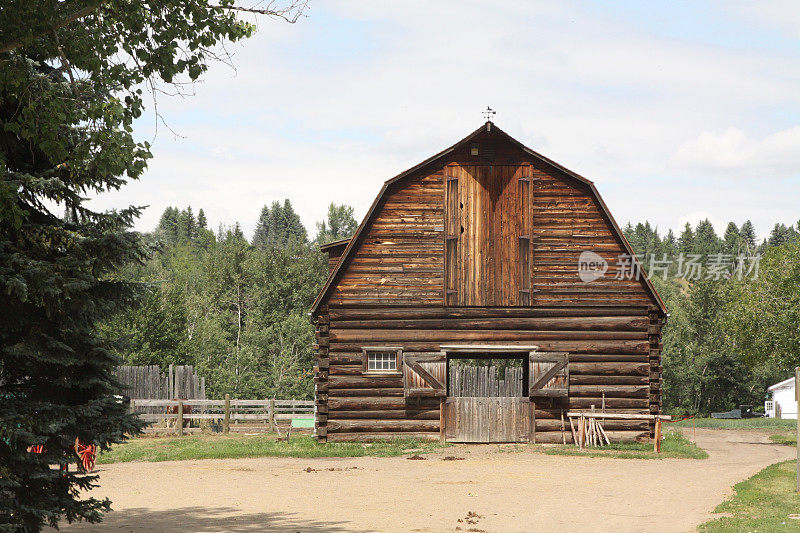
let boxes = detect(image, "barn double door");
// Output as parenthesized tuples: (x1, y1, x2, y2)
(443, 397, 531, 443)
(403, 350, 569, 443)
(444, 165, 533, 307)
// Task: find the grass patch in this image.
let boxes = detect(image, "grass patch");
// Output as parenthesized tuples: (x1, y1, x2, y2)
(538, 430, 707, 459)
(700, 460, 800, 532)
(98, 434, 448, 464)
(670, 417, 796, 430)
(769, 433, 796, 446)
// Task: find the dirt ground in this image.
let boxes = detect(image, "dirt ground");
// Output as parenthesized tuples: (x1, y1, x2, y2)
(57, 428, 793, 533)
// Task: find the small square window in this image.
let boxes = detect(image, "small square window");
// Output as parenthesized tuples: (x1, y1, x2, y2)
(362, 348, 402, 374)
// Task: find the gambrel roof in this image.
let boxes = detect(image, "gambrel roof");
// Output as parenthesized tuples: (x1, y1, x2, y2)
(311, 121, 666, 315)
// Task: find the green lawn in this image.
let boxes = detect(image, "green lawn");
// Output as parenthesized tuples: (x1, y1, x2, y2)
(100, 429, 705, 464)
(769, 433, 797, 446)
(538, 430, 707, 460)
(98, 434, 448, 464)
(700, 460, 800, 532)
(670, 417, 796, 430)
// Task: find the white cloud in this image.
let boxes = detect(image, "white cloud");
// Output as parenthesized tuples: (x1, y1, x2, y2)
(720, 0, 800, 40)
(91, 0, 800, 240)
(674, 126, 800, 176)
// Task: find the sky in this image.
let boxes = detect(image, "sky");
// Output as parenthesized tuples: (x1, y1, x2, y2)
(91, 0, 800, 242)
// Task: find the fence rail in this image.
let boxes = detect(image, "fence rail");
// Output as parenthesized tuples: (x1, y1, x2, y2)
(131, 398, 314, 433)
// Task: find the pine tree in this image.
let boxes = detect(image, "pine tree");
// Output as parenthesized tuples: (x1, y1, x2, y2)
(176, 207, 197, 243)
(767, 223, 791, 247)
(0, 43, 151, 533)
(0, 0, 303, 528)
(252, 204, 272, 248)
(232, 222, 246, 242)
(281, 199, 308, 245)
(157, 207, 180, 243)
(740, 220, 757, 252)
(723, 222, 742, 255)
(197, 209, 208, 230)
(252, 200, 307, 248)
(694, 219, 721, 258)
(663, 229, 678, 259)
(678, 223, 695, 255)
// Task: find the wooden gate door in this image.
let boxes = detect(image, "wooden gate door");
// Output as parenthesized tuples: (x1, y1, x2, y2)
(443, 397, 531, 443)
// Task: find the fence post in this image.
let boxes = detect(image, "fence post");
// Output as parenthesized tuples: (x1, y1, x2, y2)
(129, 399, 135, 415)
(269, 398, 276, 433)
(795, 367, 799, 493)
(654, 417, 662, 453)
(224, 394, 231, 434)
(177, 400, 184, 437)
(439, 397, 446, 443)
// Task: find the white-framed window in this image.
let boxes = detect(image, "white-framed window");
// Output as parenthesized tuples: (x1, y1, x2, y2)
(362, 347, 402, 374)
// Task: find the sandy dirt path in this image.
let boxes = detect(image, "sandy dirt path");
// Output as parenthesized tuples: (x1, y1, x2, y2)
(57, 429, 792, 532)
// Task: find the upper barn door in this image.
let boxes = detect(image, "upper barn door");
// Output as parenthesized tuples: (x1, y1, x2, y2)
(444, 165, 532, 306)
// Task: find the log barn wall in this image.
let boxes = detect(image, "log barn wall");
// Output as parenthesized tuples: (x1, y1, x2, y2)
(312, 123, 665, 444)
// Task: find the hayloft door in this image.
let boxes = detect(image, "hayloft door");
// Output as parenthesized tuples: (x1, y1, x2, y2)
(444, 165, 532, 306)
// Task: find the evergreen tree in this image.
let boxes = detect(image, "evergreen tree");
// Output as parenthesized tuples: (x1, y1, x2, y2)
(663, 229, 678, 258)
(176, 206, 197, 243)
(740, 220, 757, 251)
(157, 207, 180, 243)
(678, 223, 695, 255)
(252, 204, 272, 248)
(693, 219, 721, 258)
(0, 0, 304, 528)
(197, 209, 208, 230)
(280, 199, 307, 245)
(252, 200, 307, 248)
(722, 222, 742, 255)
(315, 203, 359, 243)
(767, 223, 792, 247)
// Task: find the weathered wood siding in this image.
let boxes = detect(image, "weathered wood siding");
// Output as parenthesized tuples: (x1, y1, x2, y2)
(314, 127, 664, 443)
(530, 160, 652, 307)
(328, 172, 445, 307)
(318, 306, 660, 442)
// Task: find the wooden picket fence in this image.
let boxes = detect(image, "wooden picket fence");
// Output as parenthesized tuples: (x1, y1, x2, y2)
(131, 398, 314, 434)
(116, 365, 206, 404)
(449, 365, 523, 397)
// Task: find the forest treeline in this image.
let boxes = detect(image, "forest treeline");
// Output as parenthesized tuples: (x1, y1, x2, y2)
(110, 208, 800, 414)
(623, 219, 800, 414)
(105, 201, 357, 400)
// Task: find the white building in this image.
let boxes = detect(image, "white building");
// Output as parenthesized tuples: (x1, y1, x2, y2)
(766, 377, 798, 419)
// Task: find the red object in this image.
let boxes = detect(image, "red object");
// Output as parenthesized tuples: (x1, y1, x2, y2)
(75, 439, 97, 473)
(26, 438, 97, 473)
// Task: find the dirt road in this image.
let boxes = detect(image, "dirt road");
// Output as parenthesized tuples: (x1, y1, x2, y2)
(58, 429, 792, 532)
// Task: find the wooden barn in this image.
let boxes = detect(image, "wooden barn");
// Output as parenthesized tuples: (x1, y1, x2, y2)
(311, 121, 666, 444)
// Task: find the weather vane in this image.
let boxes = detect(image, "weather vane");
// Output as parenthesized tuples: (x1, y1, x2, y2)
(482, 106, 496, 121)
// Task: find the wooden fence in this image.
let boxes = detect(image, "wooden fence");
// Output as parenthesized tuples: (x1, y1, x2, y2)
(116, 365, 206, 401)
(448, 366, 523, 397)
(130, 398, 314, 434)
